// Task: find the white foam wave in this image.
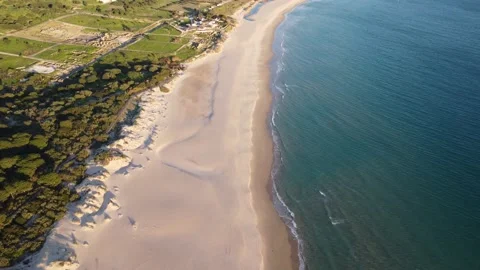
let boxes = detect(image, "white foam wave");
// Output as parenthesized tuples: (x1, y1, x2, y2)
(330, 219, 345, 225)
(274, 82, 286, 95)
(268, 7, 309, 269)
(280, 32, 287, 58)
(272, 182, 305, 270)
(274, 183, 296, 220)
(269, 119, 305, 269)
(319, 190, 347, 226)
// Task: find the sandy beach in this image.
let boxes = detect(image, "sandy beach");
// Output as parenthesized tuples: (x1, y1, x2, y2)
(16, 1, 305, 269)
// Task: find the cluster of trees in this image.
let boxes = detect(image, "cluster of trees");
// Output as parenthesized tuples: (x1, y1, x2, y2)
(0, 49, 183, 266)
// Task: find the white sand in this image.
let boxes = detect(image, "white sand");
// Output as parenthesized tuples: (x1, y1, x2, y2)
(16, 0, 305, 269)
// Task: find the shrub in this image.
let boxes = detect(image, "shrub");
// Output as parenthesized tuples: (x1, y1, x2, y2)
(3, 181, 33, 199)
(86, 74, 98, 83)
(14, 216, 27, 225)
(0, 190, 10, 202)
(59, 120, 72, 129)
(76, 149, 90, 160)
(0, 214, 7, 228)
(0, 156, 19, 169)
(0, 133, 31, 150)
(102, 71, 116, 80)
(0, 257, 9, 267)
(127, 71, 143, 81)
(29, 135, 48, 149)
(15, 154, 45, 178)
(11, 133, 31, 147)
(37, 173, 62, 187)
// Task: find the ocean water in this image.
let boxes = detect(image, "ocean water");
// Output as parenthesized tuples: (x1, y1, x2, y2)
(270, 0, 480, 269)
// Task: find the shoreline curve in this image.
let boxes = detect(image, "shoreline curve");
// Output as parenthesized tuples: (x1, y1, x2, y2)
(250, 1, 306, 270)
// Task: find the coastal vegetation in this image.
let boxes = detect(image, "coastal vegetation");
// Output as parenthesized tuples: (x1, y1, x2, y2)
(0, 0, 248, 267)
(0, 45, 181, 267)
(60, 14, 150, 32)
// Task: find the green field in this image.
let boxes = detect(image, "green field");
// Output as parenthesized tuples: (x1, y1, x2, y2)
(126, 36, 189, 54)
(127, 41, 184, 54)
(100, 50, 165, 66)
(175, 46, 199, 61)
(0, 55, 36, 69)
(60, 15, 150, 32)
(82, 0, 175, 20)
(0, 1, 72, 32)
(150, 24, 182, 36)
(0, 37, 53, 56)
(144, 34, 175, 42)
(36, 44, 98, 63)
(212, 0, 251, 16)
(124, 9, 172, 20)
(163, 1, 216, 12)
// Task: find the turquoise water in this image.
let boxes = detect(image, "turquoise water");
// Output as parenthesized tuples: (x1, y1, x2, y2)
(271, 0, 480, 269)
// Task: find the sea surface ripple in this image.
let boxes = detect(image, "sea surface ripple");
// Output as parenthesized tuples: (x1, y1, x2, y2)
(270, 0, 480, 269)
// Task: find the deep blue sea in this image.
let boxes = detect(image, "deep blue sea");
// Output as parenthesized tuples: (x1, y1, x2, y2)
(270, 0, 480, 269)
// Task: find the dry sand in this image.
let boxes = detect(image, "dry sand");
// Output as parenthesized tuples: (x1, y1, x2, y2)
(16, 0, 305, 269)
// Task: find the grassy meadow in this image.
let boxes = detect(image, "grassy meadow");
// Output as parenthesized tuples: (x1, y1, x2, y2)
(0, 55, 36, 69)
(150, 24, 182, 36)
(36, 44, 98, 64)
(61, 14, 149, 32)
(0, 37, 53, 56)
(126, 36, 189, 55)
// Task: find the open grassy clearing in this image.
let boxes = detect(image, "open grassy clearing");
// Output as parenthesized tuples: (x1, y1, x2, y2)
(35, 44, 98, 64)
(81, 0, 175, 20)
(163, 1, 214, 12)
(100, 50, 165, 65)
(127, 41, 185, 55)
(126, 34, 189, 55)
(60, 14, 149, 32)
(150, 24, 182, 36)
(144, 34, 188, 43)
(175, 46, 198, 60)
(0, 37, 53, 56)
(0, 55, 36, 69)
(0, 1, 73, 32)
(144, 34, 173, 42)
(212, 0, 251, 16)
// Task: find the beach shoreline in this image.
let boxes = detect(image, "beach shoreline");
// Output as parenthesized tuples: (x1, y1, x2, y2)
(13, 1, 306, 269)
(250, 1, 305, 270)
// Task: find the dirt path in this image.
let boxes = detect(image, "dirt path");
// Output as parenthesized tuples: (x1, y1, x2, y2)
(0, 51, 44, 62)
(30, 44, 59, 57)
